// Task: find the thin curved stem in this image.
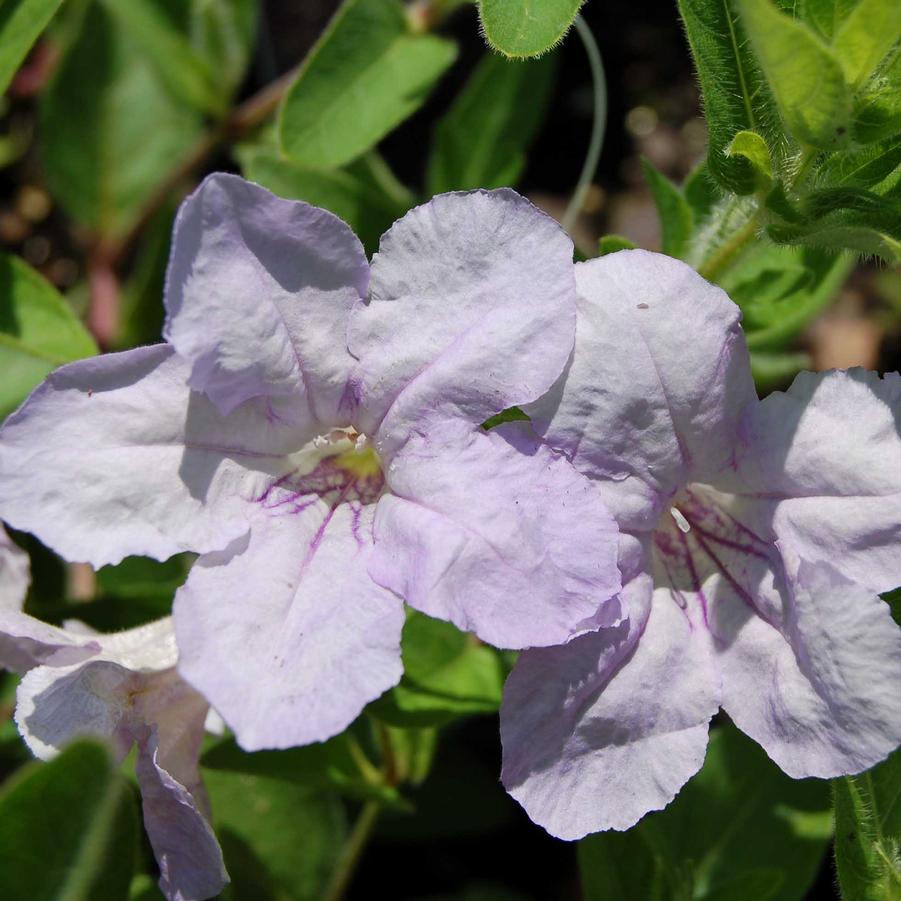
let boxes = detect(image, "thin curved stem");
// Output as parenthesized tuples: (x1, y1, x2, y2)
(561, 15, 607, 233)
(322, 801, 381, 901)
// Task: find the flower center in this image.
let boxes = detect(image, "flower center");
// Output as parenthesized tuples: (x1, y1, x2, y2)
(258, 427, 386, 518)
(651, 484, 779, 628)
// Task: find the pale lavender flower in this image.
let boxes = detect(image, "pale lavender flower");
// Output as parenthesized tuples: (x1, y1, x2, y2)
(500, 249, 901, 840)
(0, 175, 621, 751)
(0, 527, 226, 901)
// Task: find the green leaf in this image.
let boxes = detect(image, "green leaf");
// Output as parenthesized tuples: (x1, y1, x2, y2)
(481, 405, 530, 430)
(578, 723, 832, 901)
(834, 749, 901, 900)
(278, 0, 456, 169)
(768, 212, 901, 261)
(817, 136, 901, 191)
(719, 244, 853, 350)
(478, 0, 584, 58)
(0, 0, 64, 94)
(599, 235, 637, 255)
(426, 50, 556, 194)
(0, 253, 97, 416)
(642, 159, 693, 259)
(97, 0, 224, 113)
(750, 350, 811, 391)
(676, 0, 779, 194)
(832, 0, 901, 89)
(0, 740, 138, 901)
(737, 0, 853, 149)
(201, 732, 408, 809)
(726, 130, 773, 188)
(370, 612, 505, 727)
(203, 769, 347, 901)
(236, 145, 409, 254)
(799, 0, 858, 41)
(684, 160, 721, 223)
(852, 49, 901, 143)
(186, 0, 258, 97)
(39, 1, 203, 237)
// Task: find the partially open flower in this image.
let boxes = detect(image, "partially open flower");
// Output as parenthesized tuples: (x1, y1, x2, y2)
(0, 526, 226, 901)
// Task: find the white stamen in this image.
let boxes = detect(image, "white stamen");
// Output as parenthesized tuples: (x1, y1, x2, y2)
(670, 507, 691, 533)
(354, 433, 370, 453)
(312, 435, 329, 448)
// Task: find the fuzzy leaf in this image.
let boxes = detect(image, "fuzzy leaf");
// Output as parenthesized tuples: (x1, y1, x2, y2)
(737, 0, 853, 149)
(677, 0, 779, 194)
(726, 129, 773, 187)
(832, 0, 901, 88)
(833, 749, 901, 901)
(478, 0, 585, 58)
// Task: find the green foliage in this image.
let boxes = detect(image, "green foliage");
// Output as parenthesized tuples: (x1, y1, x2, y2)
(40, 1, 204, 238)
(833, 749, 901, 900)
(676, 0, 779, 194)
(853, 50, 901, 144)
(578, 723, 833, 901)
(0, 740, 138, 901)
(278, 0, 456, 169)
(237, 145, 411, 254)
(369, 612, 506, 727)
(0, 0, 64, 94)
(726, 130, 773, 188)
(203, 768, 347, 901)
(0, 253, 97, 416)
(737, 0, 852, 150)
(427, 51, 556, 194)
(599, 235, 638, 254)
(642, 159, 694, 259)
(202, 730, 409, 809)
(97, 0, 224, 114)
(719, 244, 853, 349)
(831, 0, 901, 89)
(478, 0, 585, 58)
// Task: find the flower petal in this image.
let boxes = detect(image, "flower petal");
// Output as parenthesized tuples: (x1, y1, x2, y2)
(348, 190, 577, 443)
(135, 731, 227, 901)
(731, 368, 901, 594)
(529, 250, 757, 530)
(0, 615, 97, 674)
(0, 345, 308, 567)
(500, 576, 718, 838)
(369, 418, 621, 649)
(165, 173, 368, 419)
(15, 659, 135, 760)
(174, 499, 404, 750)
(0, 525, 29, 611)
(717, 547, 901, 779)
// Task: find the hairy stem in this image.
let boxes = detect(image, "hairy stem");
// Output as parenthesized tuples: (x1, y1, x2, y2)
(561, 15, 607, 233)
(696, 211, 760, 282)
